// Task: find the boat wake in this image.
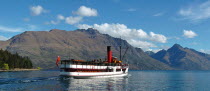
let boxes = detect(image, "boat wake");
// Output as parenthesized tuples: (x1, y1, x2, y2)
(0, 76, 59, 84)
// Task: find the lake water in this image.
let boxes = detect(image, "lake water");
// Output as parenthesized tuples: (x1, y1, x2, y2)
(1, 70, 210, 91)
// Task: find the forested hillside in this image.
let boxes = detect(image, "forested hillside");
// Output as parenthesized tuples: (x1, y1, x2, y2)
(0, 49, 33, 69)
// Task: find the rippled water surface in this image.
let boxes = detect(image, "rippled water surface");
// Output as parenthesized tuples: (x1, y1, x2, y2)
(1, 70, 210, 91)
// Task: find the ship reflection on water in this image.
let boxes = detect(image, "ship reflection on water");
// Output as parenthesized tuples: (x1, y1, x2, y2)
(59, 76, 129, 91)
(2, 71, 210, 90)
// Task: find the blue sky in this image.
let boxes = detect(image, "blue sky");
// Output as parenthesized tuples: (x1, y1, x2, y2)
(0, 0, 210, 53)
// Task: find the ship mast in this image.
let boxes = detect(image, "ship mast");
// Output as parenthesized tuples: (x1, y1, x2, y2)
(68, 40, 70, 60)
(120, 36, 122, 61)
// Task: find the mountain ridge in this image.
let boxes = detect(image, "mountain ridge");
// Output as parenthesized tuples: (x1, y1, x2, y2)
(0, 28, 172, 70)
(151, 44, 210, 70)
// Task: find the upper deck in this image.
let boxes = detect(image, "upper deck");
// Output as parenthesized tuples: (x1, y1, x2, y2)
(60, 59, 125, 66)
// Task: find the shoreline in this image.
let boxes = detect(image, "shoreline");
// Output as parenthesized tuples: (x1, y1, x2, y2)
(0, 68, 39, 72)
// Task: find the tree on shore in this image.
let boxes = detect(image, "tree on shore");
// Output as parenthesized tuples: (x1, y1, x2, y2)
(0, 49, 33, 69)
(3, 63, 9, 70)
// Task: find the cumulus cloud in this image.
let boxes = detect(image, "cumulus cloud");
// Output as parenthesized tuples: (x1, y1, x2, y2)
(143, 44, 170, 53)
(30, 5, 46, 16)
(65, 16, 83, 25)
(0, 35, 9, 41)
(74, 6, 98, 17)
(77, 24, 92, 29)
(183, 30, 197, 38)
(178, 1, 210, 22)
(57, 14, 65, 20)
(77, 23, 167, 49)
(149, 49, 162, 53)
(48, 6, 97, 25)
(46, 15, 65, 25)
(78, 23, 167, 43)
(149, 32, 167, 43)
(200, 49, 210, 54)
(127, 39, 156, 49)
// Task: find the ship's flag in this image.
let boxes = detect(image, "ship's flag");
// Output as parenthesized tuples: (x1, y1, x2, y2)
(56, 56, 61, 67)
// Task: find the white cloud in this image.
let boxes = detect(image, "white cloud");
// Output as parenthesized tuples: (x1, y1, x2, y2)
(74, 6, 98, 17)
(57, 14, 65, 20)
(50, 20, 60, 25)
(0, 35, 9, 41)
(148, 49, 162, 53)
(0, 25, 37, 33)
(149, 32, 167, 43)
(23, 18, 30, 22)
(200, 49, 210, 54)
(78, 23, 167, 43)
(47, 6, 97, 25)
(146, 45, 170, 53)
(77, 23, 167, 50)
(66, 16, 83, 25)
(178, 1, 210, 22)
(0, 25, 23, 32)
(183, 30, 197, 38)
(77, 24, 92, 29)
(153, 12, 164, 16)
(30, 5, 46, 16)
(127, 39, 156, 49)
(46, 15, 65, 25)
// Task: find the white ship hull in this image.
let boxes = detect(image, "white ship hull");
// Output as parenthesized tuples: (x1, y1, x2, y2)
(60, 64, 129, 79)
(60, 71, 128, 79)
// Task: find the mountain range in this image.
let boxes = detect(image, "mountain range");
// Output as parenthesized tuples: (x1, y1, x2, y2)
(151, 44, 210, 70)
(1, 28, 210, 70)
(0, 28, 171, 70)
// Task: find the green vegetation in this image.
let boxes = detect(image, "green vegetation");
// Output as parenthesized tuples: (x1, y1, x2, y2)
(0, 49, 33, 70)
(37, 67, 42, 70)
(3, 63, 9, 70)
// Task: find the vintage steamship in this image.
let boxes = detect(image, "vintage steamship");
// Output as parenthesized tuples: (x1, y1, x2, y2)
(56, 46, 129, 79)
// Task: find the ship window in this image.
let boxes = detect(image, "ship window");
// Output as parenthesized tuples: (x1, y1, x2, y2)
(81, 62, 84, 65)
(66, 61, 69, 64)
(77, 62, 81, 65)
(64, 69, 68, 72)
(108, 69, 113, 72)
(116, 69, 121, 71)
(74, 62, 77, 65)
